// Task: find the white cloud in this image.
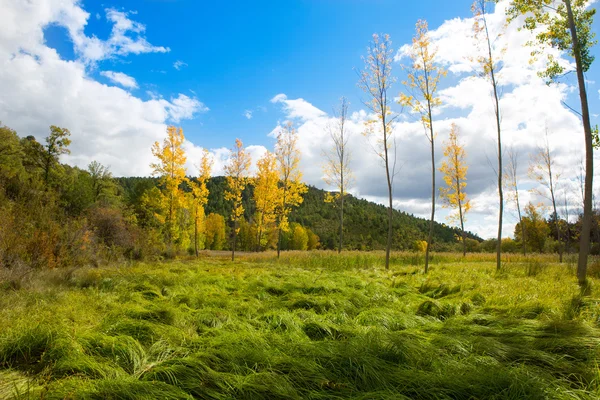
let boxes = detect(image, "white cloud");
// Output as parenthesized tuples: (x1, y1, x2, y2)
(271, 93, 326, 121)
(243, 110, 253, 119)
(173, 60, 188, 70)
(100, 70, 138, 89)
(0, 0, 204, 177)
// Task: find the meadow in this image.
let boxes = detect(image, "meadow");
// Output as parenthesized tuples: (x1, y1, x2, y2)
(0, 251, 599, 399)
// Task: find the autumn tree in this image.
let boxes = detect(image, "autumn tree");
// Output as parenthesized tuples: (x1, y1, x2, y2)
(275, 122, 307, 258)
(529, 131, 563, 261)
(150, 126, 188, 247)
(43, 126, 71, 185)
(0, 124, 24, 185)
(254, 151, 280, 251)
(505, 148, 526, 255)
(400, 20, 447, 272)
(322, 97, 353, 253)
(205, 213, 226, 250)
(190, 149, 213, 257)
(506, 0, 596, 284)
(473, 0, 505, 271)
(515, 202, 550, 253)
(358, 33, 398, 270)
(439, 124, 471, 256)
(224, 138, 252, 261)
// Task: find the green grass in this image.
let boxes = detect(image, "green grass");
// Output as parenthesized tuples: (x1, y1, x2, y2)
(0, 251, 599, 399)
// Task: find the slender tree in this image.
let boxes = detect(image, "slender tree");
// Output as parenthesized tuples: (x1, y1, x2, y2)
(322, 97, 353, 253)
(529, 131, 563, 261)
(254, 151, 280, 251)
(43, 126, 71, 185)
(190, 149, 213, 257)
(399, 20, 446, 272)
(357, 33, 398, 270)
(150, 126, 188, 246)
(225, 139, 252, 261)
(507, 0, 596, 284)
(275, 122, 307, 258)
(439, 124, 471, 256)
(473, 0, 505, 271)
(505, 148, 526, 255)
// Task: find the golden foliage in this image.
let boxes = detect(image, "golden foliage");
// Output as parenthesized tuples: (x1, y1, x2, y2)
(254, 151, 280, 249)
(225, 138, 252, 230)
(439, 124, 471, 226)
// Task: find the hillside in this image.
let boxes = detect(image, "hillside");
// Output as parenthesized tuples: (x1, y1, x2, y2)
(117, 176, 481, 251)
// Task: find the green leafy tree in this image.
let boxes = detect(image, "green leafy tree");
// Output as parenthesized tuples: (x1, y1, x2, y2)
(43, 126, 71, 185)
(507, 0, 596, 284)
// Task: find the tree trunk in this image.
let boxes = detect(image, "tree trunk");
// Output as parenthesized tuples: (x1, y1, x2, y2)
(231, 218, 237, 261)
(425, 136, 435, 273)
(339, 194, 344, 254)
(564, 0, 593, 285)
(383, 117, 393, 270)
(194, 205, 199, 257)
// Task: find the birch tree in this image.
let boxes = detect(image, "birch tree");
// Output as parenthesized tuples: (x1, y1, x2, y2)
(322, 97, 353, 253)
(399, 20, 446, 272)
(254, 151, 280, 251)
(190, 149, 213, 257)
(225, 139, 252, 261)
(357, 33, 398, 270)
(507, 0, 596, 284)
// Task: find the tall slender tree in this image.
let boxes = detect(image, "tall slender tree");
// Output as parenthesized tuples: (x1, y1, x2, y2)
(358, 33, 398, 270)
(529, 131, 563, 261)
(322, 97, 353, 253)
(254, 151, 280, 251)
(150, 126, 188, 246)
(505, 148, 527, 255)
(275, 122, 307, 258)
(43, 126, 71, 185)
(190, 149, 213, 257)
(225, 139, 252, 261)
(506, 0, 596, 284)
(473, 0, 505, 271)
(399, 20, 446, 272)
(439, 124, 471, 256)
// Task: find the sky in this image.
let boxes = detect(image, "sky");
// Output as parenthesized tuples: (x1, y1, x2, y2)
(0, 0, 599, 239)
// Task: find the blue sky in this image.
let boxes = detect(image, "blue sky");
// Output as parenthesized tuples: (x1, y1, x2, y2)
(2, 0, 599, 238)
(44, 0, 493, 149)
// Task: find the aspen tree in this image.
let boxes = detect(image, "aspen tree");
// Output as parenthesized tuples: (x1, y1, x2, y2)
(224, 139, 251, 261)
(473, 0, 505, 271)
(506, 0, 596, 284)
(275, 122, 307, 258)
(358, 33, 397, 270)
(399, 20, 446, 272)
(439, 124, 471, 256)
(190, 149, 213, 257)
(322, 97, 353, 253)
(254, 151, 280, 251)
(150, 126, 188, 246)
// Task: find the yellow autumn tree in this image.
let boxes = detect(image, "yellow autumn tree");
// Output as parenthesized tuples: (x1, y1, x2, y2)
(275, 122, 307, 258)
(254, 151, 280, 251)
(439, 123, 470, 256)
(225, 138, 252, 261)
(322, 97, 353, 253)
(150, 125, 188, 248)
(190, 149, 213, 257)
(399, 19, 446, 273)
(357, 33, 397, 270)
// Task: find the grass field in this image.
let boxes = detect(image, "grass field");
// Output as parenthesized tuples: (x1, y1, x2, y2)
(0, 251, 599, 399)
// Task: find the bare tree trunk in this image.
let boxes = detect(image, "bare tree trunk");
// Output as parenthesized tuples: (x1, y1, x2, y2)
(383, 116, 393, 270)
(564, 0, 593, 285)
(194, 205, 199, 257)
(231, 218, 237, 261)
(339, 193, 344, 254)
(425, 137, 435, 273)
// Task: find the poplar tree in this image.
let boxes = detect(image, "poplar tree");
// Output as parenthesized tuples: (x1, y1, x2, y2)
(322, 97, 353, 253)
(275, 122, 307, 258)
(439, 124, 471, 256)
(399, 19, 446, 272)
(506, 0, 596, 284)
(190, 149, 213, 257)
(225, 139, 251, 261)
(254, 151, 280, 251)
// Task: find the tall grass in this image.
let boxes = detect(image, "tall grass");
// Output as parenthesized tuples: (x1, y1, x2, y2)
(0, 252, 598, 399)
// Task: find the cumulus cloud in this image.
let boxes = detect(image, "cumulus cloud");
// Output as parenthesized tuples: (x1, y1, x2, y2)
(0, 0, 204, 176)
(243, 110, 253, 119)
(100, 71, 138, 89)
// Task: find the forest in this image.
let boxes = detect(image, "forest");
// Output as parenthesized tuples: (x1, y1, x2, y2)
(1, 0, 599, 398)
